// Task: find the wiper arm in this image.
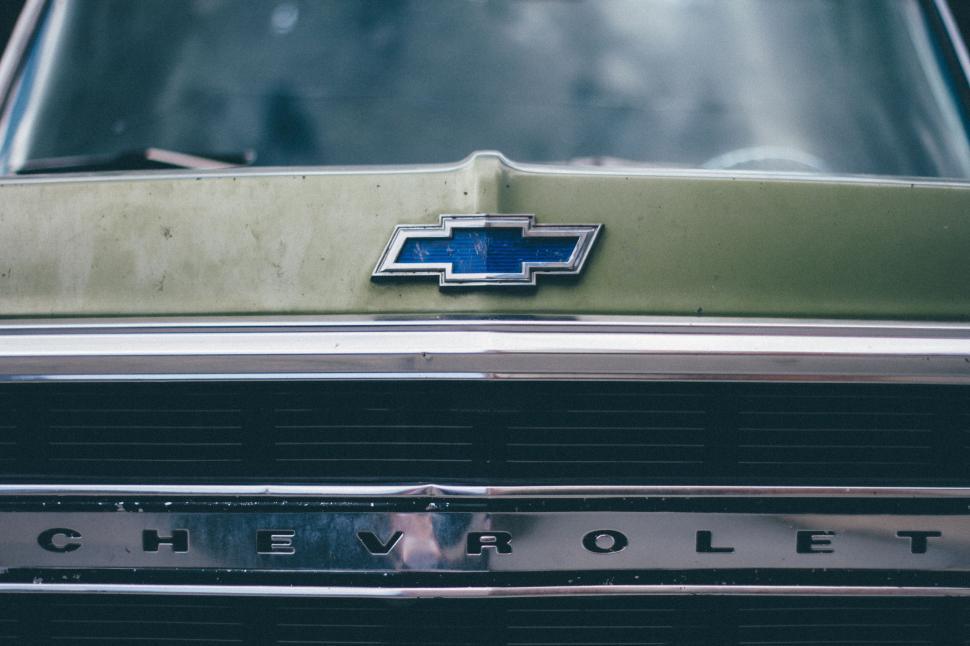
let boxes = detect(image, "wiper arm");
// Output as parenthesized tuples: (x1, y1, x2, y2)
(15, 147, 256, 174)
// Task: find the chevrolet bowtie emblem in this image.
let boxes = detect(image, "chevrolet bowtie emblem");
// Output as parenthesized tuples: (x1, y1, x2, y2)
(372, 214, 602, 287)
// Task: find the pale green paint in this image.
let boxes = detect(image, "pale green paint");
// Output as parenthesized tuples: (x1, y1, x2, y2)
(0, 154, 968, 319)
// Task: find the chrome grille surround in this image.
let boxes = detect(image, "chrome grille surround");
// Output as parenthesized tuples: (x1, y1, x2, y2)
(0, 315, 967, 598)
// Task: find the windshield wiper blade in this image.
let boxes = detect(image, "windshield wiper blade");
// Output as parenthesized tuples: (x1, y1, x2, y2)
(15, 147, 256, 174)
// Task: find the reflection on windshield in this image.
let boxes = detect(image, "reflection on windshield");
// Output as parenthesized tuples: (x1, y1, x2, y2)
(3, 0, 970, 178)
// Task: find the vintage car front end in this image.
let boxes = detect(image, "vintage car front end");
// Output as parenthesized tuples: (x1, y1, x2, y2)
(1, 1, 970, 643)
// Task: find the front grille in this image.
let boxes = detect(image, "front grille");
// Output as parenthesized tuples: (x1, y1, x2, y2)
(0, 381, 967, 485)
(1, 595, 967, 645)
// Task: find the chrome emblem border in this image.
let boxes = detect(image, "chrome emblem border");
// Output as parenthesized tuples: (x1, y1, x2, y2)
(372, 214, 602, 287)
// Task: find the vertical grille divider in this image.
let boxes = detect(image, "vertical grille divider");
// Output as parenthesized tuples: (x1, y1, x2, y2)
(0, 597, 19, 646)
(24, 596, 49, 646)
(682, 595, 734, 646)
(487, 600, 510, 646)
(248, 597, 273, 646)
(244, 383, 275, 479)
(18, 386, 48, 478)
(715, 597, 740, 646)
(934, 597, 963, 646)
(482, 384, 517, 482)
(705, 383, 739, 480)
(0, 390, 20, 472)
(932, 388, 965, 482)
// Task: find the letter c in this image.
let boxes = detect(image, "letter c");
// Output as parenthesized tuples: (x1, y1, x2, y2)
(37, 528, 82, 553)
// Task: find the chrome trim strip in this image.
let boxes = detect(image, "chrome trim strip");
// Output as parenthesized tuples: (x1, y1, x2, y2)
(1, 584, 969, 598)
(0, 316, 967, 383)
(4, 313, 969, 330)
(3, 150, 970, 188)
(2, 484, 970, 498)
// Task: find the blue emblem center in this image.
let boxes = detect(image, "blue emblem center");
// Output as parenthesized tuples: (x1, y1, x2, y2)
(396, 228, 578, 274)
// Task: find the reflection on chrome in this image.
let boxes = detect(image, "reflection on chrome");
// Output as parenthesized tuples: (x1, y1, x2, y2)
(2, 510, 968, 573)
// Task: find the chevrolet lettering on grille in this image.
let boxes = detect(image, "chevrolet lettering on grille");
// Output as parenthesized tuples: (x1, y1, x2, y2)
(1, 509, 963, 575)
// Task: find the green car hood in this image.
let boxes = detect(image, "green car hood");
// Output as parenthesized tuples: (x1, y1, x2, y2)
(0, 153, 968, 320)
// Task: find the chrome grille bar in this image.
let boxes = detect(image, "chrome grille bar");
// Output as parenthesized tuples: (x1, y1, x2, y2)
(4, 583, 970, 598)
(3, 484, 970, 498)
(0, 316, 968, 383)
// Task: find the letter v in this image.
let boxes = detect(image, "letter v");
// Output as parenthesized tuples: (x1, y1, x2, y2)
(357, 531, 404, 554)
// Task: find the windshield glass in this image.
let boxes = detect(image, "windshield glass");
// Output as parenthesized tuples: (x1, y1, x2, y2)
(3, 0, 970, 178)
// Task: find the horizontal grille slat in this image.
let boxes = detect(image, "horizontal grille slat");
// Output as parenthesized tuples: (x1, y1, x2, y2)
(4, 596, 968, 646)
(735, 600, 948, 646)
(0, 382, 967, 484)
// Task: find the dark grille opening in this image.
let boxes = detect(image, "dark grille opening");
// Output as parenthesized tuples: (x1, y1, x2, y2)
(0, 381, 967, 485)
(0, 595, 967, 645)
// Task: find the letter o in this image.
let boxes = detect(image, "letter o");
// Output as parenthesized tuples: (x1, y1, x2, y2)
(582, 529, 628, 554)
